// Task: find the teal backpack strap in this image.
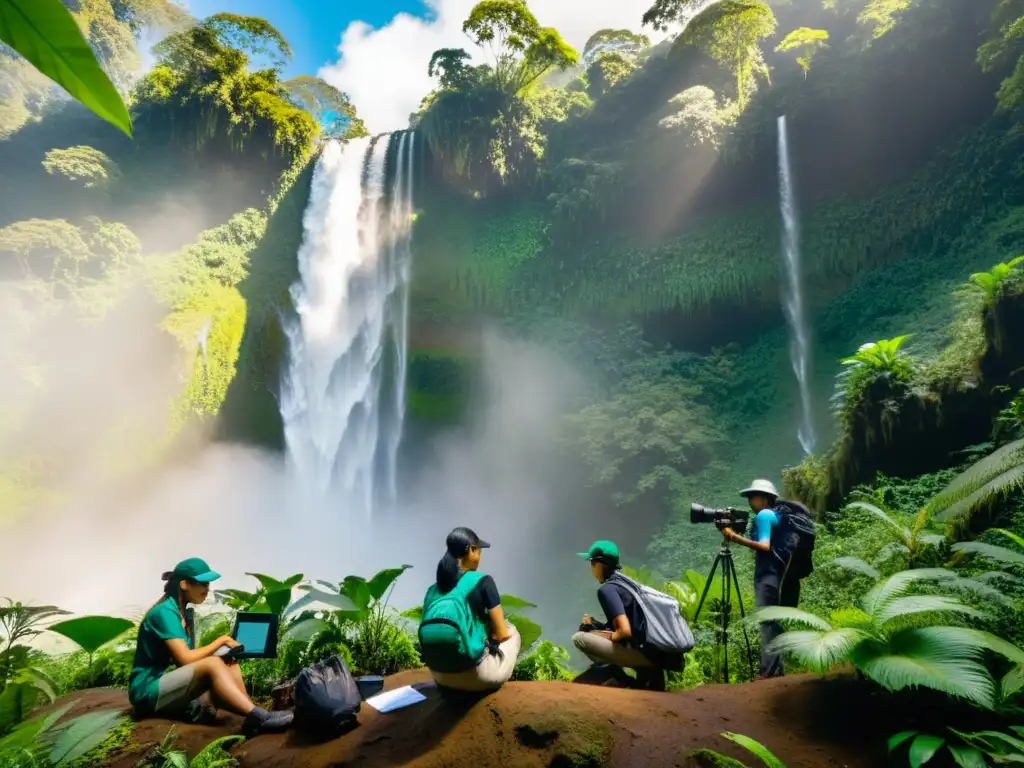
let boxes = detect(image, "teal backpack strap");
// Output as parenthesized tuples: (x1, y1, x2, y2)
(453, 570, 486, 597)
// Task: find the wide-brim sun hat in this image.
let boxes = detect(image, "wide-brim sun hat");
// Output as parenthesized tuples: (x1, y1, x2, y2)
(739, 479, 779, 499)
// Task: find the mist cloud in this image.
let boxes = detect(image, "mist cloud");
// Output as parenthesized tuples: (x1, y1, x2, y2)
(319, 0, 671, 133)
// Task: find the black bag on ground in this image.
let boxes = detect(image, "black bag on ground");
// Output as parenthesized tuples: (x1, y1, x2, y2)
(293, 655, 361, 739)
(773, 499, 816, 580)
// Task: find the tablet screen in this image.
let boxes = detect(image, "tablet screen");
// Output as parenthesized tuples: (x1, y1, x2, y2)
(235, 618, 271, 655)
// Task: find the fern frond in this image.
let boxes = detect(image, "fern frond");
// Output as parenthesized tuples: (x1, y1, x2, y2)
(854, 628, 998, 708)
(767, 628, 865, 673)
(930, 439, 1024, 522)
(875, 595, 987, 627)
(993, 528, 1024, 550)
(753, 606, 832, 630)
(829, 556, 881, 580)
(942, 575, 1015, 607)
(874, 542, 912, 564)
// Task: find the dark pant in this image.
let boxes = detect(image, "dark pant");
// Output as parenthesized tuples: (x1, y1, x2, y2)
(755, 571, 801, 678)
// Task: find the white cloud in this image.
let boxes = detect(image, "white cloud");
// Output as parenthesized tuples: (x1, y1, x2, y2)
(319, 0, 669, 134)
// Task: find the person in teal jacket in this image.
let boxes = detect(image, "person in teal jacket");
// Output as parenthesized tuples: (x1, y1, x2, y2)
(129, 558, 292, 736)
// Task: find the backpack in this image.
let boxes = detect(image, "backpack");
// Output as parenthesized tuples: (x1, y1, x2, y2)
(773, 499, 816, 580)
(293, 655, 361, 740)
(607, 572, 695, 655)
(418, 571, 489, 674)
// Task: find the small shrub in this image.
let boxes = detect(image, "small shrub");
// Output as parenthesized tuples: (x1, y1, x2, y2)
(512, 641, 573, 682)
(348, 618, 420, 676)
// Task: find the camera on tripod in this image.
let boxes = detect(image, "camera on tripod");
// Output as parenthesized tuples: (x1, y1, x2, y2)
(690, 503, 750, 536)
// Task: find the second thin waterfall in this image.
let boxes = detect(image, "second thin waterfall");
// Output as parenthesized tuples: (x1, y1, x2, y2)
(777, 116, 817, 456)
(280, 132, 415, 521)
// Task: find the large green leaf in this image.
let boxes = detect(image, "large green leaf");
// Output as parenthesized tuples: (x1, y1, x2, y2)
(46, 616, 134, 654)
(498, 594, 537, 610)
(341, 577, 371, 611)
(247, 573, 304, 593)
(508, 614, 542, 653)
(367, 566, 412, 601)
(0, 681, 38, 735)
(288, 588, 358, 615)
(282, 617, 328, 643)
(0, 0, 131, 136)
(721, 732, 785, 768)
(399, 606, 423, 622)
(829, 557, 881, 580)
(946, 742, 988, 768)
(860, 569, 956, 618)
(845, 501, 911, 540)
(44, 709, 125, 765)
(0, 704, 71, 758)
(908, 734, 945, 768)
(263, 589, 293, 619)
(888, 731, 918, 752)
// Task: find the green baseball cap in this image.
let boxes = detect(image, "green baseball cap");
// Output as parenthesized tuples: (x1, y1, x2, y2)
(577, 540, 620, 563)
(169, 558, 221, 584)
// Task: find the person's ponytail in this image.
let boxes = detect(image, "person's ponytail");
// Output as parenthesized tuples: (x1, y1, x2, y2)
(436, 551, 461, 594)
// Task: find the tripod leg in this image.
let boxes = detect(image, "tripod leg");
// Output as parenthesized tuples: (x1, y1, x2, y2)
(726, 555, 757, 680)
(693, 554, 723, 624)
(721, 554, 730, 683)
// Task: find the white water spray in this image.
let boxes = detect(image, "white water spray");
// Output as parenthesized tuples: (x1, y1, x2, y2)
(777, 116, 816, 455)
(280, 133, 415, 520)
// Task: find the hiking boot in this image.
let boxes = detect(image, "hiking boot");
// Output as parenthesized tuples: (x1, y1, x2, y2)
(636, 668, 666, 692)
(242, 707, 294, 737)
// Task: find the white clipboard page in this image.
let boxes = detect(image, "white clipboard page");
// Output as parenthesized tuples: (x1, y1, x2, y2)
(364, 685, 427, 713)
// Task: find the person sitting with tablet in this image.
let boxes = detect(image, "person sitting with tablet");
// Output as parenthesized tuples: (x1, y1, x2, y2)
(128, 558, 293, 736)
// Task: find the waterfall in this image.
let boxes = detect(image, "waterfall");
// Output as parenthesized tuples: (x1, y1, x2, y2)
(777, 116, 817, 456)
(280, 132, 415, 520)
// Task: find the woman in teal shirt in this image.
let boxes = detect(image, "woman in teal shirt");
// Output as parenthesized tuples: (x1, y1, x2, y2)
(129, 558, 292, 736)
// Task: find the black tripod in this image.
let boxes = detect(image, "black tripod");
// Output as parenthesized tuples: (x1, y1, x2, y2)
(693, 538, 756, 683)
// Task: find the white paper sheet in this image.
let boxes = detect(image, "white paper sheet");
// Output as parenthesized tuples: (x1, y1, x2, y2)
(364, 685, 428, 713)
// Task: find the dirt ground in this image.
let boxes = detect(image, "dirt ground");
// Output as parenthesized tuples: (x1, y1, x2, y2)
(60, 670, 919, 767)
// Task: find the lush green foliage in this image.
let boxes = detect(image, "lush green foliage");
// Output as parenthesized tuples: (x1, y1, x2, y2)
(978, 0, 1024, 113)
(757, 566, 1024, 709)
(890, 725, 1024, 767)
(691, 732, 786, 768)
(139, 727, 243, 768)
(774, 27, 829, 76)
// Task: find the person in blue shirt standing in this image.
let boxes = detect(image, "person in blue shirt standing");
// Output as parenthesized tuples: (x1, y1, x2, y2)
(720, 479, 798, 678)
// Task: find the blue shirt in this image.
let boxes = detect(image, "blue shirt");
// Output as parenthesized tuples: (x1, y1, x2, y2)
(754, 509, 780, 545)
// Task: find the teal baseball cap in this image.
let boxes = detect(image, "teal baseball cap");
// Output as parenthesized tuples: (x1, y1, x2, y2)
(576, 540, 620, 564)
(168, 557, 221, 584)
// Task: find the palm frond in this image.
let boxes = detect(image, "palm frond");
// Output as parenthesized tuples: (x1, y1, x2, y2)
(767, 628, 865, 673)
(1001, 665, 1024, 700)
(854, 628, 998, 708)
(942, 575, 1016, 607)
(930, 439, 1024, 522)
(950, 544, 1024, 569)
(845, 501, 911, 540)
(829, 557, 881, 580)
(860, 569, 957, 617)
(752, 606, 833, 630)
(993, 528, 1024, 550)
(875, 595, 987, 627)
(919, 533, 947, 547)
(935, 627, 1024, 667)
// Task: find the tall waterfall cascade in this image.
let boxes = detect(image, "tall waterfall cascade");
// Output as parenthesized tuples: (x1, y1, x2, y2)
(777, 116, 817, 456)
(280, 131, 415, 519)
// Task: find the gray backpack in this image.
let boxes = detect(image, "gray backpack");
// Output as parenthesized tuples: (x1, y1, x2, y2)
(609, 573, 695, 655)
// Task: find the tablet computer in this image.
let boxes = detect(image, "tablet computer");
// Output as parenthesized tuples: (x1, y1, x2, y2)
(230, 612, 280, 660)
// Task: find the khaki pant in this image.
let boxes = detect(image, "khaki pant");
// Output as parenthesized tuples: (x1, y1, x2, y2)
(154, 664, 203, 715)
(572, 631, 654, 671)
(430, 625, 522, 692)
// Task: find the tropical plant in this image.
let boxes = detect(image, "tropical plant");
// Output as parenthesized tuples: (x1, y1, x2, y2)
(511, 641, 574, 682)
(46, 616, 134, 663)
(978, 0, 1024, 113)
(857, 0, 914, 41)
(928, 439, 1024, 529)
(285, 566, 420, 676)
(1, 600, 70, 694)
(755, 567, 1024, 709)
(889, 725, 1024, 768)
(997, 388, 1024, 441)
(0, 0, 132, 135)
(842, 494, 947, 569)
(832, 335, 915, 422)
(690, 732, 786, 767)
(953, 527, 1024, 569)
(216, 573, 304, 618)
(959, 256, 1024, 308)
(675, 0, 777, 111)
(140, 726, 244, 768)
(0, 701, 125, 766)
(774, 27, 829, 77)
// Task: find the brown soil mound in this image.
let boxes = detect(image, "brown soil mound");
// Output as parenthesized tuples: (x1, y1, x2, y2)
(62, 671, 905, 767)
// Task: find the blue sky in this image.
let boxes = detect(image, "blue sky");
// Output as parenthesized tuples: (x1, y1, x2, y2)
(186, 0, 428, 78)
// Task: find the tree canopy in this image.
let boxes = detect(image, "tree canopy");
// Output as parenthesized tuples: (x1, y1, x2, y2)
(775, 27, 830, 77)
(642, 0, 708, 33)
(284, 76, 367, 140)
(978, 0, 1024, 113)
(677, 0, 778, 110)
